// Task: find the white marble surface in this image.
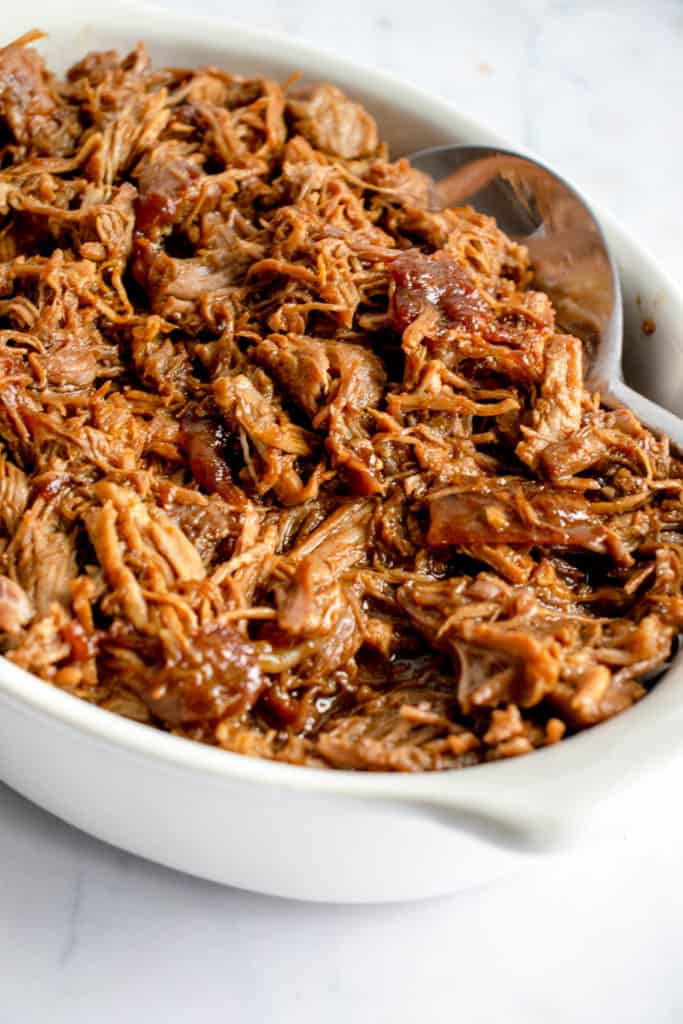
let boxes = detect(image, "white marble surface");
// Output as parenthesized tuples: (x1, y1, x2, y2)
(3, 1, 683, 1020)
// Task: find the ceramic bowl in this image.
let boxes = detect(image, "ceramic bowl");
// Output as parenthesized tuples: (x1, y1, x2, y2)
(2, 0, 683, 902)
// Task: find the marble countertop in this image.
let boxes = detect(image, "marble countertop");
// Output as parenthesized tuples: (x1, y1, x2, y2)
(3, 1, 683, 1021)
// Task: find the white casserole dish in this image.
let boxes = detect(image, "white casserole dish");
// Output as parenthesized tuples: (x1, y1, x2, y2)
(2, 0, 683, 903)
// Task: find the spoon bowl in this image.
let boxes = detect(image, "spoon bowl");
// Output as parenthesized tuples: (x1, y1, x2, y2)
(408, 144, 683, 441)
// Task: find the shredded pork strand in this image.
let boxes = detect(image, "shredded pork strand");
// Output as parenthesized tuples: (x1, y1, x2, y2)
(1, 34, 682, 771)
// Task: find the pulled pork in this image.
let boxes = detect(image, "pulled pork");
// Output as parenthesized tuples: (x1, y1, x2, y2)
(1, 34, 682, 772)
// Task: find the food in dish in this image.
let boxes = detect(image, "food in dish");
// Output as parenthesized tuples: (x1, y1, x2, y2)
(0, 32, 681, 772)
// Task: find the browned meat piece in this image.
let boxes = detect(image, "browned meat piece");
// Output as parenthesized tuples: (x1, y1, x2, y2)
(0, 575, 34, 633)
(64, 44, 167, 186)
(427, 484, 614, 555)
(271, 502, 370, 644)
(254, 335, 331, 418)
(0, 456, 29, 536)
(157, 483, 241, 566)
(249, 501, 371, 730)
(214, 373, 313, 458)
(130, 318, 192, 399)
(549, 615, 669, 726)
(516, 334, 584, 470)
(539, 426, 606, 482)
(179, 407, 247, 508)
(134, 154, 202, 238)
(285, 498, 372, 573)
(275, 549, 361, 645)
(75, 182, 138, 265)
(320, 343, 386, 495)
(83, 481, 206, 634)
(0, 35, 72, 153)
(288, 85, 379, 160)
(0, 39, 679, 773)
(65, 49, 123, 87)
(4, 500, 77, 615)
(395, 576, 553, 710)
(104, 622, 265, 727)
(5, 605, 72, 678)
(390, 251, 489, 336)
(364, 158, 434, 208)
(254, 335, 386, 494)
(37, 324, 120, 391)
(396, 573, 656, 724)
(213, 372, 319, 504)
(132, 239, 237, 324)
(316, 683, 476, 772)
(391, 206, 531, 292)
(441, 207, 532, 289)
(389, 250, 551, 386)
(0, 253, 124, 392)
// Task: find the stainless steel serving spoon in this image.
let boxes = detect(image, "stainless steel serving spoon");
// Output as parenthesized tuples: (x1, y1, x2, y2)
(407, 144, 683, 441)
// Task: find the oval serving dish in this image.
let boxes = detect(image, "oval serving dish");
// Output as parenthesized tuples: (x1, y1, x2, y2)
(1, 0, 683, 902)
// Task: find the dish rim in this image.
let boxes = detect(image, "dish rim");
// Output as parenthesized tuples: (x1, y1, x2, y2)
(2, 0, 683, 846)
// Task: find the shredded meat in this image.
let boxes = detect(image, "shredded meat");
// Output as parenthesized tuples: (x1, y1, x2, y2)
(2, 37, 683, 772)
(427, 484, 616, 555)
(0, 31, 78, 154)
(288, 85, 379, 159)
(0, 575, 33, 633)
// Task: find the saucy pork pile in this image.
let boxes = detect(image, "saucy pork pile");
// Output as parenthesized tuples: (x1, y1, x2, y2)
(1, 34, 682, 771)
